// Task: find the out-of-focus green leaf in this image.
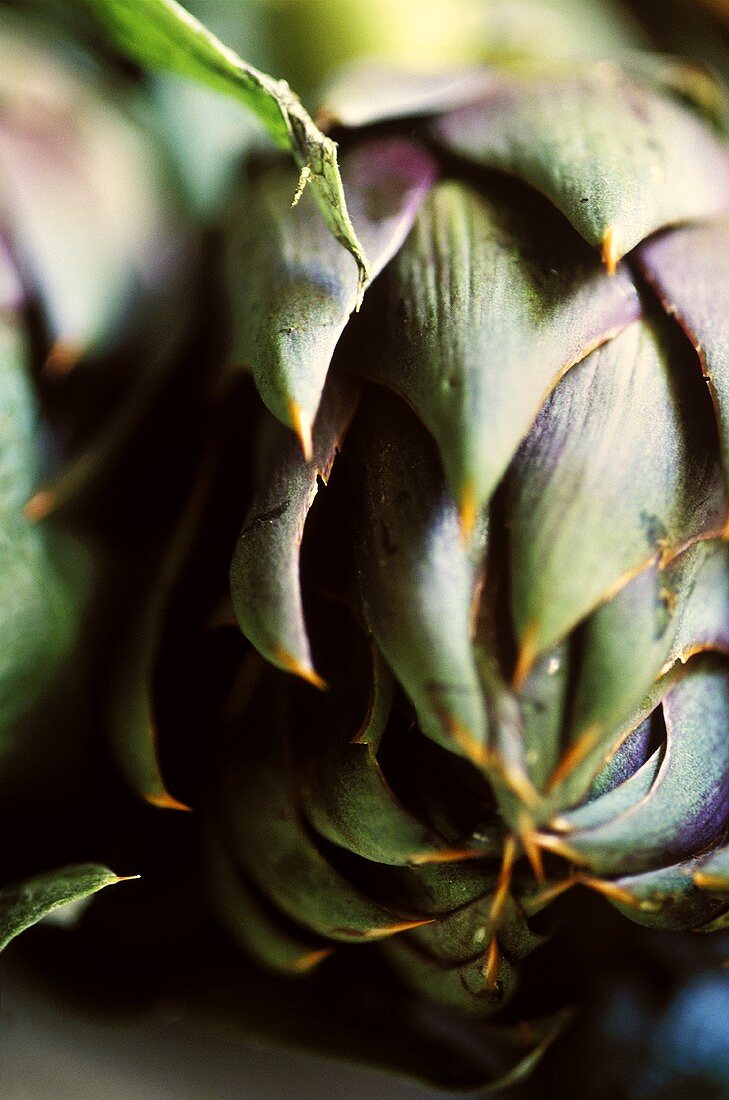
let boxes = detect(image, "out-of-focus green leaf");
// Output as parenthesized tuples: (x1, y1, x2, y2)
(365, 178, 639, 526)
(0, 305, 86, 746)
(509, 319, 725, 663)
(0, 16, 185, 356)
(227, 138, 435, 440)
(0, 864, 134, 951)
(82, 0, 370, 287)
(353, 392, 488, 761)
(206, 840, 332, 976)
(432, 63, 729, 267)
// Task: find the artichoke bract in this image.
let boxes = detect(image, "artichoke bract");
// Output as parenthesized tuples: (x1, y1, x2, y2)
(215, 47, 729, 1060)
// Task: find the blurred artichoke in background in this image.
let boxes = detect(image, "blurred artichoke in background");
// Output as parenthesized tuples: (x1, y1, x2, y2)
(0, 5, 193, 937)
(3, 0, 729, 1094)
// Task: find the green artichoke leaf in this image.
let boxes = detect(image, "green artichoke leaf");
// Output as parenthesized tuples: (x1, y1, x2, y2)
(383, 934, 519, 1017)
(409, 892, 545, 966)
(564, 538, 728, 761)
(554, 747, 663, 833)
(539, 540, 729, 815)
(592, 854, 729, 931)
(369, 858, 498, 919)
(298, 644, 450, 865)
(364, 179, 639, 529)
(516, 643, 570, 791)
(0, 16, 185, 357)
(431, 63, 729, 269)
(353, 391, 489, 762)
(543, 659, 729, 876)
(550, 659, 685, 815)
(665, 539, 729, 664)
(227, 138, 436, 445)
(0, 864, 135, 951)
(219, 673, 426, 943)
(509, 318, 725, 667)
(206, 839, 332, 976)
(79, 0, 370, 288)
(230, 374, 359, 685)
(638, 217, 729, 499)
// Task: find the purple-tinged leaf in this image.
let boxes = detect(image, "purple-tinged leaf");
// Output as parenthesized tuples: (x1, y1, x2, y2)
(509, 319, 726, 666)
(227, 138, 436, 448)
(230, 375, 358, 685)
(593, 853, 729, 931)
(362, 179, 639, 528)
(543, 660, 729, 876)
(431, 64, 729, 268)
(638, 218, 729, 498)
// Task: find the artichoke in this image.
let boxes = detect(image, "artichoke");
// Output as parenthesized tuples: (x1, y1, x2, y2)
(209, 3, 729, 1081)
(4, 0, 729, 1092)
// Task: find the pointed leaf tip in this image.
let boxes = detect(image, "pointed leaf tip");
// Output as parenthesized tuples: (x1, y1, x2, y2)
(288, 401, 314, 463)
(602, 227, 619, 275)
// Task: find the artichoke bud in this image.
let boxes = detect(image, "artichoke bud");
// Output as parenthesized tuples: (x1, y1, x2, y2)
(215, 42, 729, 1034)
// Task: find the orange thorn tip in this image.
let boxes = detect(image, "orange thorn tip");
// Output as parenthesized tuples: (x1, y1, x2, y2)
(512, 623, 538, 692)
(273, 647, 327, 690)
(114, 874, 142, 883)
(291, 947, 334, 973)
(363, 918, 434, 939)
(44, 340, 83, 377)
(601, 226, 619, 276)
(693, 871, 729, 891)
(722, 513, 729, 541)
(547, 723, 603, 791)
(447, 716, 490, 767)
(145, 791, 193, 813)
(23, 489, 56, 523)
(288, 401, 313, 462)
(409, 847, 484, 866)
(578, 875, 638, 908)
(458, 480, 478, 543)
(518, 816, 546, 883)
(485, 937, 501, 991)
